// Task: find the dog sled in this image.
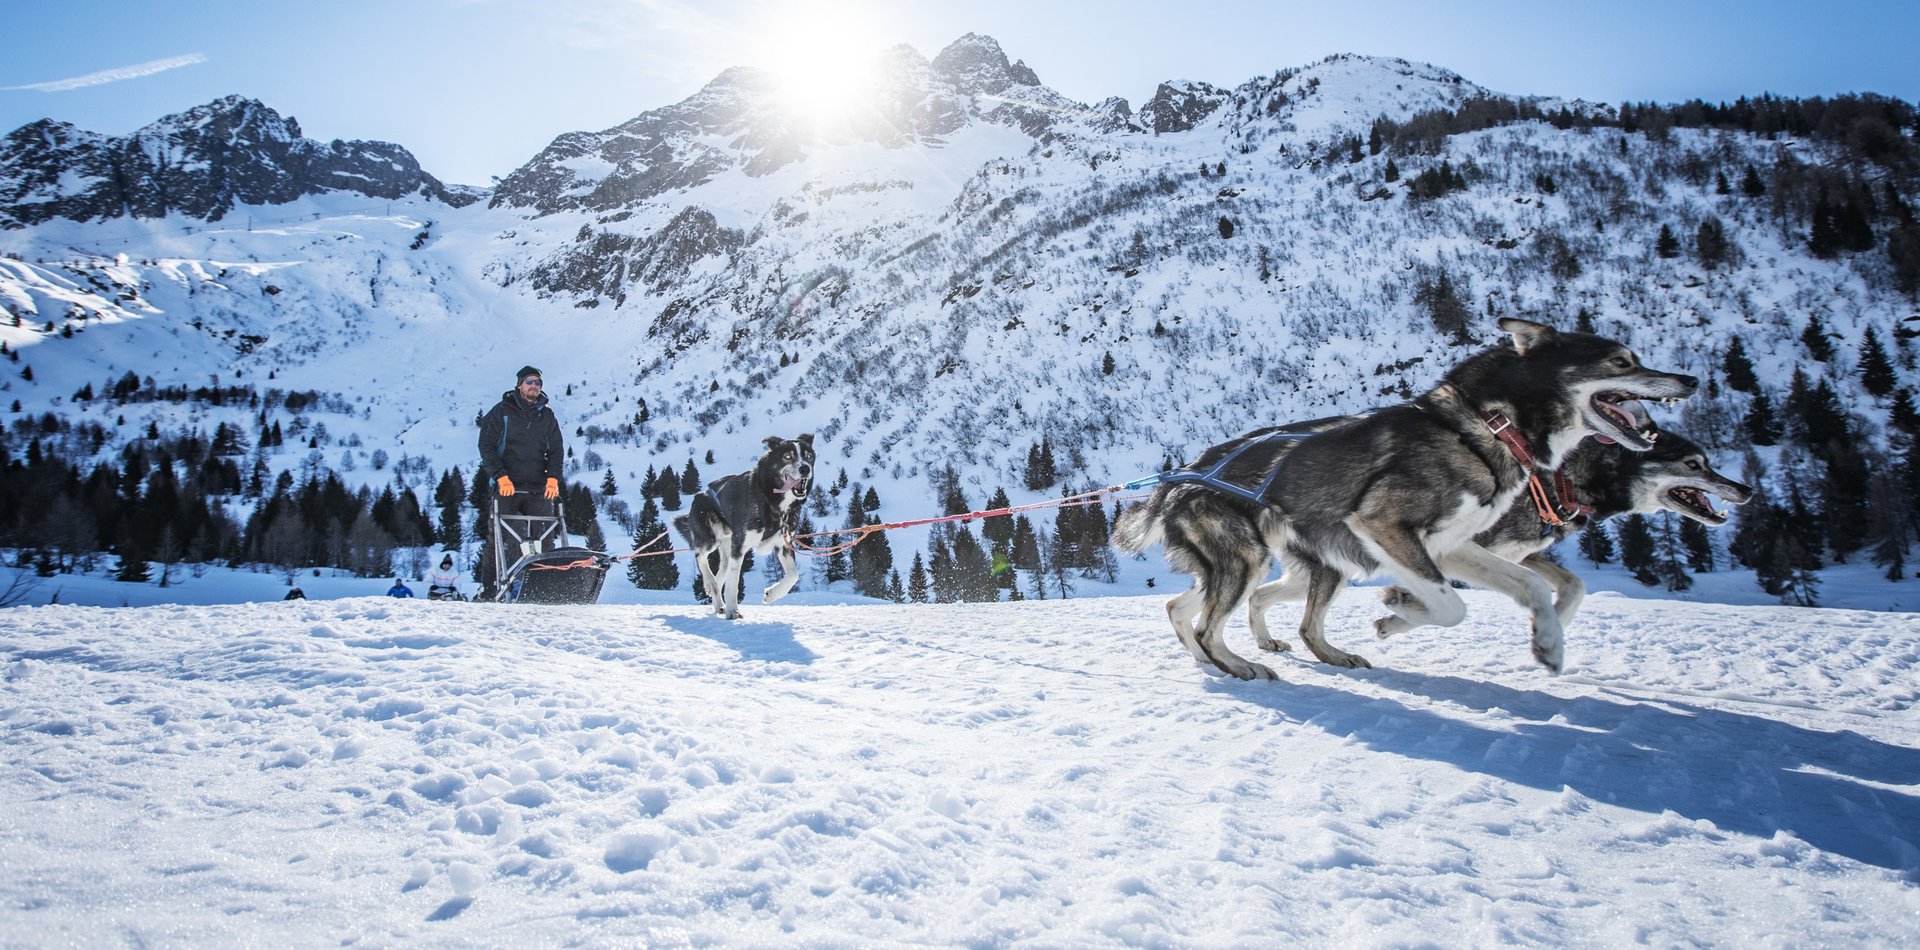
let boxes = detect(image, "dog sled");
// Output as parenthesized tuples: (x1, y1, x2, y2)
(489, 494, 612, 605)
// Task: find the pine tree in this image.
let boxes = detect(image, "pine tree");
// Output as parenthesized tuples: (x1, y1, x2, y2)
(656, 471, 682, 511)
(1680, 518, 1716, 573)
(1010, 515, 1041, 571)
(906, 552, 930, 604)
(680, 460, 701, 495)
(1655, 224, 1681, 259)
(927, 534, 953, 603)
(1740, 164, 1766, 197)
(1577, 521, 1616, 565)
(1695, 217, 1730, 269)
(1859, 326, 1897, 397)
(1723, 336, 1758, 393)
(982, 487, 1014, 548)
(1651, 514, 1693, 591)
(1890, 388, 1920, 434)
(1744, 388, 1783, 445)
(600, 469, 619, 496)
(1416, 268, 1471, 344)
(1800, 317, 1834, 361)
(1615, 514, 1658, 585)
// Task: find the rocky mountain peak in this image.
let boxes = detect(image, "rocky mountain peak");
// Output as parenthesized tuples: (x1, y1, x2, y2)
(930, 33, 1041, 95)
(0, 96, 471, 229)
(1136, 80, 1231, 134)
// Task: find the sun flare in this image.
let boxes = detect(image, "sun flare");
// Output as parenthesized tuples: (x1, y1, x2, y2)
(752, 7, 894, 127)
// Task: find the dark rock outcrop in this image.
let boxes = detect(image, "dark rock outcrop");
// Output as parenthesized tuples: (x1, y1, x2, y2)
(0, 95, 475, 228)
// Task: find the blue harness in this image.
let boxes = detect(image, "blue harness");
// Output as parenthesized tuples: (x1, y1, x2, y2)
(1123, 428, 1319, 505)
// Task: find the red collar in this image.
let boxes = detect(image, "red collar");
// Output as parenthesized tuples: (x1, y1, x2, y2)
(1481, 410, 1594, 528)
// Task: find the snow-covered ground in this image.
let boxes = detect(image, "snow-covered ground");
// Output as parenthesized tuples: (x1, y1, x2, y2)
(3, 584, 1915, 944)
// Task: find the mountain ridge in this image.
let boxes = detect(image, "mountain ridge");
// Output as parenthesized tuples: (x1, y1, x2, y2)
(0, 40, 1916, 604)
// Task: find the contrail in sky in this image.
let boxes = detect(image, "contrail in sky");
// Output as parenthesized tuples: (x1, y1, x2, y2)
(4, 53, 208, 92)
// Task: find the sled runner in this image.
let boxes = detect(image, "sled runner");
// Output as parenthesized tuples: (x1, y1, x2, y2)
(488, 494, 611, 604)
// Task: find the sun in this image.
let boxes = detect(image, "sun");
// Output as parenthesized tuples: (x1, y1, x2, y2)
(751, 6, 894, 128)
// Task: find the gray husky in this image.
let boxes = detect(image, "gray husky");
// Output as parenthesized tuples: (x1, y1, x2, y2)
(1242, 430, 1753, 660)
(673, 434, 815, 619)
(1113, 318, 1698, 680)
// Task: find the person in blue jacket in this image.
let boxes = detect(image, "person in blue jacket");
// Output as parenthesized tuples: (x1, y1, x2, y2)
(387, 578, 414, 598)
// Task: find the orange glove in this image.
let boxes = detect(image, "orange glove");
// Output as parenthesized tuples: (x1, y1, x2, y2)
(544, 477, 560, 500)
(496, 476, 515, 496)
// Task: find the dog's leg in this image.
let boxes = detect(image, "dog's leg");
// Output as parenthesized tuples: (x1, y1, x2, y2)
(1165, 583, 1212, 662)
(1520, 553, 1586, 632)
(1245, 569, 1306, 653)
(1351, 518, 1468, 636)
(1191, 549, 1276, 680)
(763, 541, 800, 604)
(1431, 545, 1566, 672)
(718, 536, 746, 620)
(691, 546, 722, 614)
(1374, 585, 1437, 639)
(1296, 561, 1370, 668)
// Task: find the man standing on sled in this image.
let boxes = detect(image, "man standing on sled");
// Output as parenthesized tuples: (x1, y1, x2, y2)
(477, 365, 565, 597)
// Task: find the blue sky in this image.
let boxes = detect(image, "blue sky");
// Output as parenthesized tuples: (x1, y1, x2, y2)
(3, 0, 1915, 186)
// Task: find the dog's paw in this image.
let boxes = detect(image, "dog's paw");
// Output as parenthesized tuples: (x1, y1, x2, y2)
(1235, 663, 1280, 681)
(1373, 617, 1400, 640)
(1254, 638, 1291, 653)
(1532, 641, 1564, 673)
(1311, 646, 1373, 669)
(1379, 585, 1413, 607)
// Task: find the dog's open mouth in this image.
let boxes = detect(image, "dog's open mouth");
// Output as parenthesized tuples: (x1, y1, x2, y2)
(1590, 393, 1658, 448)
(1666, 486, 1729, 525)
(779, 476, 810, 496)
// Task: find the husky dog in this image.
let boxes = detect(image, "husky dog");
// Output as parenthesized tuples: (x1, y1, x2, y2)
(1243, 430, 1753, 655)
(673, 434, 815, 619)
(1112, 415, 1355, 671)
(1114, 318, 1697, 680)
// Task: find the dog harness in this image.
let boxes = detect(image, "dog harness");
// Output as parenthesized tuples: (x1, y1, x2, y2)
(1480, 410, 1595, 529)
(1126, 428, 1318, 505)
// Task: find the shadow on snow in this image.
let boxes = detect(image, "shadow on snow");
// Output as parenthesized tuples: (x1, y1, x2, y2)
(1208, 666, 1920, 878)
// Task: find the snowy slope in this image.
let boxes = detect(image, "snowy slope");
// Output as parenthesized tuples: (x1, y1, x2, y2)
(2, 592, 1916, 944)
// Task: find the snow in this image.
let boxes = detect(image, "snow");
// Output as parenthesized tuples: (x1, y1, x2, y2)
(3, 586, 1916, 944)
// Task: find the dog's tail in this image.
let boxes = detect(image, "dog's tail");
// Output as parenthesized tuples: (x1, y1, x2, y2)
(1111, 489, 1170, 553)
(672, 493, 720, 552)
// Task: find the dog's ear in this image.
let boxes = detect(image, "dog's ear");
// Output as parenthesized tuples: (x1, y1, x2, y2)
(763, 435, 785, 451)
(1499, 318, 1556, 354)
(796, 433, 814, 447)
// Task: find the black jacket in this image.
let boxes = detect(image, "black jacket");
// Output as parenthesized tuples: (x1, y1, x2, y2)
(478, 390, 564, 484)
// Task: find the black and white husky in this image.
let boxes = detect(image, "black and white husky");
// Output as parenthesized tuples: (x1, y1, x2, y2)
(1240, 430, 1753, 659)
(1114, 318, 1699, 680)
(673, 434, 815, 619)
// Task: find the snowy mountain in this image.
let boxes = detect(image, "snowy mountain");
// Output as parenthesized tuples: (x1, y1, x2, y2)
(0, 95, 474, 229)
(491, 34, 1068, 216)
(1, 37, 1917, 605)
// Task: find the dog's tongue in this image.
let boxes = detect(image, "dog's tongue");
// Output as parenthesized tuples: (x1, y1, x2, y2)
(779, 476, 802, 494)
